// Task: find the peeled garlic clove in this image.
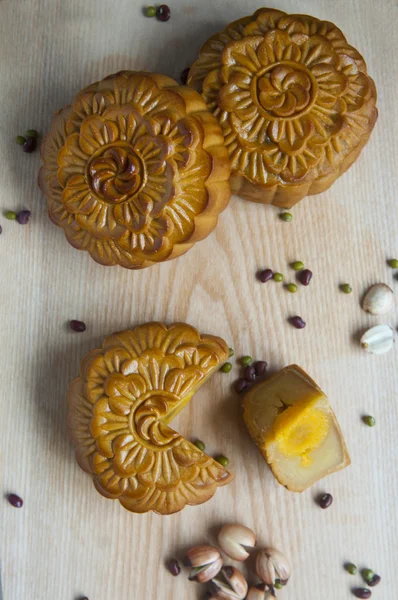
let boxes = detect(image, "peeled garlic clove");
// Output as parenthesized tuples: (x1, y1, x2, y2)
(247, 584, 276, 600)
(362, 283, 394, 315)
(360, 325, 394, 355)
(255, 548, 291, 586)
(218, 524, 256, 561)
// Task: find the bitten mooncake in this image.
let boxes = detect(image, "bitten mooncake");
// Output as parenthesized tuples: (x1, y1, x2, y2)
(39, 71, 230, 268)
(188, 8, 378, 207)
(67, 322, 234, 515)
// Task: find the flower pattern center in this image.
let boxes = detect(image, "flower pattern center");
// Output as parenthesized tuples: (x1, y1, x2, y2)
(87, 143, 145, 203)
(254, 62, 316, 119)
(129, 394, 181, 450)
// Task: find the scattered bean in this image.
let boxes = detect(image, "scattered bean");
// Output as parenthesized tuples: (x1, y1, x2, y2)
(363, 415, 375, 427)
(17, 210, 31, 225)
(156, 4, 171, 21)
(273, 272, 284, 282)
(292, 261, 304, 271)
(368, 575, 381, 587)
(69, 320, 86, 332)
(241, 356, 252, 366)
(194, 440, 205, 451)
(180, 68, 190, 84)
(299, 269, 312, 286)
(280, 212, 292, 222)
(287, 283, 298, 293)
(5, 211, 17, 220)
(146, 5, 156, 17)
(257, 268, 273, 283)
(229, 348, 234, 357)
(234, 378, 248, 394)
(345, 563, 358, 575)
(25, 129, 38, 138)
(221, 362, 232, 373)
(244, 365, 256, 382)
(167, 558, 181, 576)
(341, 283, 352, 294)
(387, 258, 398, 268)
(23, 136, 37, 153)
(254, 361, 267, 377)
(289, 316, 306, 329)
(215, 455, 229, 467)
(352, 588, 371, 599)
(15, 135, 26, 145)
(361, 569, 374, 583)
(318, 493, 333, 509)
(8, 493, 23, 508)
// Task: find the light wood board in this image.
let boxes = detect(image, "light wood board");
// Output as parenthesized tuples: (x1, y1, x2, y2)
(1, 1, 397, 598)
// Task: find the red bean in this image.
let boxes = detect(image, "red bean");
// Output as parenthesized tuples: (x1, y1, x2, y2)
(166, 559, 181, 576)
(289, 316, 306, 329)
(156, 4, 171, 21)
(8, 493, 23, 508)
(70, 320, 86, 332)
(318, 493, 333, 509)
(17, 210, 31, 225)
(257, 269, 273, 283)
(234, 378, 248, 393)
(254, 361, 267, 376)
(368, 575, 381, 587)
(299, 269, 312, 286)
(244, 365, 256, 382)
(352, 588, 371, 599)
(22, 137, 37, 153)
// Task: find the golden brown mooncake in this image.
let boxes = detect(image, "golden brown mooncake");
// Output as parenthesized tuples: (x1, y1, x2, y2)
(188, 8, 378, 208)
(39, 71, 230, 269)
(67, 322, 234, 515)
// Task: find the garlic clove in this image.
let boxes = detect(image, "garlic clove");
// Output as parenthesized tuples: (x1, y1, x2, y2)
(362, 283, 394, 315)
(360, 325, 394, 355)
(246, 584, 276, 600)
(255, 548, 291, 586)
(218, 524, 256, 561)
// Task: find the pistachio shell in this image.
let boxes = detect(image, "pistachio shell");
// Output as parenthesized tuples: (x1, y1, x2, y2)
(218, 524, 256, 561)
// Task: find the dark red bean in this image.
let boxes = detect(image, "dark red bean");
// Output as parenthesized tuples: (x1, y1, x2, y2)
(289, 316, 306, 329)
(22, 136, 37, 153)
(16, 210, 31, 225)
(257, 269, 273, 283)
(8, 493, 23, 508)
(234, 378, 248, 394)
(70, 320, 86, 332)
(352, 588, 371, 599)
(244, 365, 256, 382)
(368, 575, 381, 587)
(254, 361, 267, 376)
(180, 68, 190, 85)
(299, 269, 312, 286)
(318, 493, 333, 509)
(166, 558, 181, 576)
(156, 4, 171, 21)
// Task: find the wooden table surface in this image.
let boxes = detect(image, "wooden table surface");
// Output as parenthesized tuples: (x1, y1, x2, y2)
(1, 1, 397, 598)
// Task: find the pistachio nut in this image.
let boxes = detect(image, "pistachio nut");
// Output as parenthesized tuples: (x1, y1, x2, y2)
(255, 548, 291, 586)
(362, 283, 393, 316)
(209, 566, 248, 599)
(218, 523, 256, 561)
(185, 545, 222, 583)
(360, 324, 394, 355)
(246, 584, 277, 600)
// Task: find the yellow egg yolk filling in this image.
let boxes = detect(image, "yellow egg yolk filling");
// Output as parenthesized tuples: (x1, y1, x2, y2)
(266, 398, 329, 466)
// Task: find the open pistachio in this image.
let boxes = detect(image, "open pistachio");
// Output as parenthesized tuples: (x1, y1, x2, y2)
(209, 566, 248, 599)
(218, 524, 256, 561)
(255, 548, 291, 587)
(360, 324, 394, 355)
(185, 545, 222, 583)
(362, 283, 393, 315)
(246, 584, 276, 600)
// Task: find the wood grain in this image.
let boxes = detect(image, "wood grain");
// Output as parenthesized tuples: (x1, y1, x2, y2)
(0, 1, 397, 599)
